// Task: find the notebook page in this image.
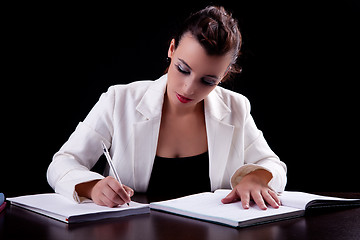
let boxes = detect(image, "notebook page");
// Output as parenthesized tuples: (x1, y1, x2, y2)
(151, 191, 301, 226)
(279, 191, 353, 210)
(9, 193, 148, 218)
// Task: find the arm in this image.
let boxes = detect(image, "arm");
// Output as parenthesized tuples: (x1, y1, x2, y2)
(222, 97, 287, 210)
(47, 86, 132, 205)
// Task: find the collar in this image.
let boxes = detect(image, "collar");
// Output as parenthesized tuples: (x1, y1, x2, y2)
(204, 87, 232, 121)
(135, 74, 167, 120)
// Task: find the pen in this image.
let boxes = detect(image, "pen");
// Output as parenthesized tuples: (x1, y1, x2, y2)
(101, 141, 130, 206)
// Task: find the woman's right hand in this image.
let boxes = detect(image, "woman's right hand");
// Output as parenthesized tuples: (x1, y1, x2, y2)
(75, 176, 134, 207)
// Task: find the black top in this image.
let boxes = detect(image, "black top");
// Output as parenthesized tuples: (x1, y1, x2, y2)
(147, 152, 211, 201)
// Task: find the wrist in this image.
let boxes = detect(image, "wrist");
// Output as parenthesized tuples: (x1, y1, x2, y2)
(242, 169, 272, 185)
(75, 180, 101, 199)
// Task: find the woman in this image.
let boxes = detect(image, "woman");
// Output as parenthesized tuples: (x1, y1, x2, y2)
(47, 6, 286, 210)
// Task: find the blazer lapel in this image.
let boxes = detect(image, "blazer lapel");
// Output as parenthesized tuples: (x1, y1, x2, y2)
(204, 88, 235, 190)
(133, 118, 161, 191)
(133, 75, 167, 191)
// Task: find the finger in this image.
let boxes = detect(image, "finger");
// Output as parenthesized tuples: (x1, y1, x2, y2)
(123, 185, 134, 197)
(94, 198, 106, 207)
(240, 191, 251, 209)
(100, 192, 121, 208)
(221, 189, 239, 204)
(261, 189, 279, 209)
(102, 183, 125, 206)
(108, 180, 131, 205)
(268, 190, 281, 205)
(251, 190, 267, 210)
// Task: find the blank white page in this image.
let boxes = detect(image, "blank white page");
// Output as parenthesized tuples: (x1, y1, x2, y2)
(279, 191, 358, 210)
(9, 193, 149, 222)
(150, 190, 301, 227)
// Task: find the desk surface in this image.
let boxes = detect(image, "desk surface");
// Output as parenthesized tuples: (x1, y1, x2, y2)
(1, 192, 360, 240)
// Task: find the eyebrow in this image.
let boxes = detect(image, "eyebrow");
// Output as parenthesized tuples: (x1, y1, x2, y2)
(179, 58, 192, 70)
(178, 58, 220, 80)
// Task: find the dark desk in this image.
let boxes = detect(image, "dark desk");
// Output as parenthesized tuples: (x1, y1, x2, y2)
(1, 193, 360, 240)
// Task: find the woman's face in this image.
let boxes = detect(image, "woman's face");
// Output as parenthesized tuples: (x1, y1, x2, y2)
(166, 33, 232, 111)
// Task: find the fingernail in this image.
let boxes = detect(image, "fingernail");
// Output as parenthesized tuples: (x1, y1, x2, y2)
(244, 204, 249, 209)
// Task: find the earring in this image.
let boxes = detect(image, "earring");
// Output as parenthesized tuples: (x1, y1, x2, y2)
(166, 57, 171, 63)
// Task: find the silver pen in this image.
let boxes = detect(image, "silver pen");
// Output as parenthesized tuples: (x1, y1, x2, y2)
(101, 141, 130, 206)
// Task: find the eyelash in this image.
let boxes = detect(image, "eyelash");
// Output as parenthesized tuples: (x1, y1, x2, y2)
(175, 64, 216, 86)
(176, 64, 190, 75)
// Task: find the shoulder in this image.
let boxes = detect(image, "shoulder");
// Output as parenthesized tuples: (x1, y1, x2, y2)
(213, 86, 251, 113)
(104, 75, 167, 103)
(109, 80, 154, 97)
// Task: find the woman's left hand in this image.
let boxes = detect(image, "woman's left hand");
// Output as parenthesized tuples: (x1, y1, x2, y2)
(221, 169, 281, 210)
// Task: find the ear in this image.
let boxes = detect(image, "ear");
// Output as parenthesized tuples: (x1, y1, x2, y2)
(220, 66, 232, 83)
(224, 66, 231, 76)
(168, 39, 176, 58)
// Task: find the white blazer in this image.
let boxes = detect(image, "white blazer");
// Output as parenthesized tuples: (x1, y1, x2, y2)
(47, 74, 287, 202)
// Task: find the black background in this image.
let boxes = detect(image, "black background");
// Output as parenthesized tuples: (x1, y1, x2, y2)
(2, 1, 359, 197)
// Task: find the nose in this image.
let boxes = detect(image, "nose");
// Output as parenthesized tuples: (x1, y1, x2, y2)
(182, 76, 197, 96)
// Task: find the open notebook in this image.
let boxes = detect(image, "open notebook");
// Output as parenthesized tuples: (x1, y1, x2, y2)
(8, 193, 149, 224)
(150, 189, 360, 228)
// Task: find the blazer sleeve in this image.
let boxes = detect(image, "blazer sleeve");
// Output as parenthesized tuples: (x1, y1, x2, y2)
(47, 86, 116, 202)
(230, 97, 287, 193)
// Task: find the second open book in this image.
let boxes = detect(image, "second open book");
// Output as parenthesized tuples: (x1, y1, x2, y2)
(150, 189, 360, 227)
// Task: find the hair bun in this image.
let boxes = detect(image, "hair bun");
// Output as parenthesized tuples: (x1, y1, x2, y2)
(174, 5, 242, 77)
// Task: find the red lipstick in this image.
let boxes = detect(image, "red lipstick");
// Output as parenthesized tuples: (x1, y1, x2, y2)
(176, 93, 193, 104)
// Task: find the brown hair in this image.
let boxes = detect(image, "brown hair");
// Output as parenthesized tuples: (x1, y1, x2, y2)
(173, 6, 242, 78)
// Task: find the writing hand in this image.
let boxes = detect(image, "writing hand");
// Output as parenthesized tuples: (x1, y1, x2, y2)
(221, 169, 281, 210)
(76, 176, 134, 207)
